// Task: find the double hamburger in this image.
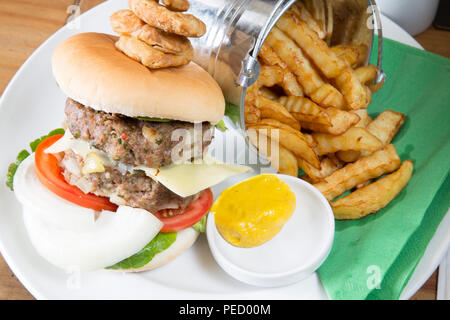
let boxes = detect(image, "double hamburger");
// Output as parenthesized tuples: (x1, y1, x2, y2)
(12, 32, 249, 272)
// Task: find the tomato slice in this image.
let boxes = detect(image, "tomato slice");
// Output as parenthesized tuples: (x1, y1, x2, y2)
(155, 189, 213, 233)
(35, 135, 118, 212)
(35, 135, 213, 227)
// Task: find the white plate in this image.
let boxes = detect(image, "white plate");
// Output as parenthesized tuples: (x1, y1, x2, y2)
(0, 1, 448, 299)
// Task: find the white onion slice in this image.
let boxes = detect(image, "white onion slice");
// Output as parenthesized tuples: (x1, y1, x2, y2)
(15, 156, 163, 271)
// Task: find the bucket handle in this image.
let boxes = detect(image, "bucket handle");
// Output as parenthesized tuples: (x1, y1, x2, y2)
(368, 0, 386, 85)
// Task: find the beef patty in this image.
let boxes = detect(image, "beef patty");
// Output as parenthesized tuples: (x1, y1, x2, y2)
(65, 98, 214, 168)
(59, 150, 198, 213)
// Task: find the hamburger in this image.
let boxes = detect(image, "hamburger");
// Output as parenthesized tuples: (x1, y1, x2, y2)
(10, 32, 250, 272)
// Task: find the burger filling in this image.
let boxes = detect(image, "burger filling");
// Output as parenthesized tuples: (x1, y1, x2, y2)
(59, 150, 199, 213)
(60, 98, 214, 213)
(65, 98, 214, 168)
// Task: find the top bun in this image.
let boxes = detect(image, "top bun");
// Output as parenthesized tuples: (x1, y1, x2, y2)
(52, 33, 225, 124)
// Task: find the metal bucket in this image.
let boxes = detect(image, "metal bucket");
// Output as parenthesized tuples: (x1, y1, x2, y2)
(189, 0, 385, 131)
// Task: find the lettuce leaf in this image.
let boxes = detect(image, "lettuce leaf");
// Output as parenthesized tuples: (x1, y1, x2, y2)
(106, 232, 177, 270)
(215, 120, 227, 132)
(224, 102, 240, 124)
(5, 128, 65, 191)
(212, 102, 240, 132)
(192, 215, 207, 233)
(6, 150, 30, 190)
(29, 128, 66, 152)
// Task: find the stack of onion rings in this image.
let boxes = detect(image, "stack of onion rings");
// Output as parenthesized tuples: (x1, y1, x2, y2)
(111, 0, 206, 69)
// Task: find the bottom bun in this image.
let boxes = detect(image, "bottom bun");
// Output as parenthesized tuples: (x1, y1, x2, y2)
(118, 227, 200, 272)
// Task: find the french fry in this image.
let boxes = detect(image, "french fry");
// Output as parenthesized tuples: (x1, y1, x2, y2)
(324, 0, 333, 45)
(369, 78, 385, 93)
(258, 65, 284, 87)
(301, 107, 361, 135)
(313, 127, 383, 155)
(310, 84, 346, 109)
(279, 147, 300, 177)
(336, 150, 360, 163)
(331, 44, 368, 68)
(302, 0, 327, 42)
(259, 42, 303, 97)
(258, 43, 287, 68)
(355, 65, 378, 85)
(301, 174, 315, 184)
(247, 119, 320, 169)
(259, 87, 279, 101)
(336, 109, 372, 162)
(265, 27, 345, 109)
(281, 71, 304, 97)
(303, 132, 317, 148)
(278, 96, 331, 126)
(332, 45, 358, 68)
(276, 11, 347, 79)
(258, 95, 301, 130)
(278, 95, 359, 135)
(258, 65, 304, 97)
(244, 82, 261, 125)
(334, 67, 370, 110)
(245, 82, 260, 107)
(332, 160, 414, 219)
(265, 27, 325, 96)
(298, 156, 344, 184)
(356, 180, 371, 189)
(244, 103, 260, 125)
(289, 2, 326, 39)
(352, 109, 372, 127)
(365, 85, 372, 105)
(366, 110, 406, 146)
(313, 144, 401, 201)
(247, 128, 298, 177)
(360, 110, 406, 156)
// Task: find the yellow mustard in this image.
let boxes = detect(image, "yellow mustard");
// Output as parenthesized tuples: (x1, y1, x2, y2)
(212, 174, 296, 248)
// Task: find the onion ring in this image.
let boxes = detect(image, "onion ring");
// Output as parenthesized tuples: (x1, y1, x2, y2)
(115, 35, 193, 69)
(129, 0, 206, 38)
(161, 0, 190, 12)
(111, 10, 192, 54)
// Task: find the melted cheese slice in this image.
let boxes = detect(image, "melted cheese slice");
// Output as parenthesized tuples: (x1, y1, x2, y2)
(136, 161, 251, 197)
(46, 130, 252, 197)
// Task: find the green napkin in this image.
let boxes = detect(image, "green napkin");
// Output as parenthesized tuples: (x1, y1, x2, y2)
(317, 37, 450, 300)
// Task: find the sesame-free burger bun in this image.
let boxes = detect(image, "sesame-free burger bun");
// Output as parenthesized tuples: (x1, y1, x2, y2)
(52, 33, 225, 124)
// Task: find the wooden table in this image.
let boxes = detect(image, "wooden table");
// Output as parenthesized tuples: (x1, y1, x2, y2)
(0, 0, 449, 300)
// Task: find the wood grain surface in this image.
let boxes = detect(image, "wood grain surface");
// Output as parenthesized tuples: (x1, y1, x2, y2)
(0, 0, 448, 300)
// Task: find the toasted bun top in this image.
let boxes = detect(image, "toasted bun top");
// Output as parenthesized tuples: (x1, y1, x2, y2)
(52, 33, 225, 124)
